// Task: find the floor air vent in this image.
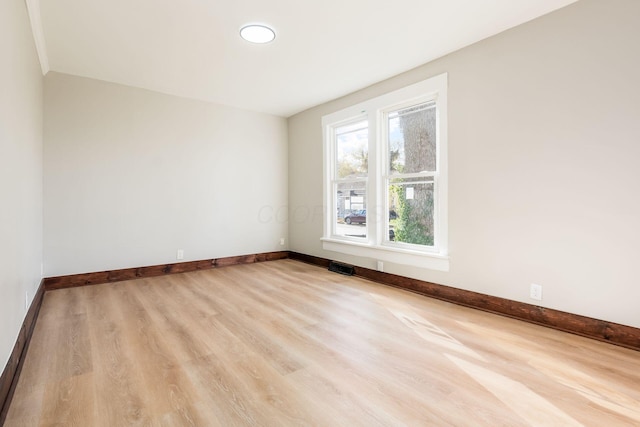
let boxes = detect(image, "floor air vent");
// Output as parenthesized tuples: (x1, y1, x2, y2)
(328, 261, 355, 276)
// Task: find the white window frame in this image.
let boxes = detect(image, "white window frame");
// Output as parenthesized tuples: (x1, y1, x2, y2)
(327, 117, 369, 243)
(322, 73, 449, 272)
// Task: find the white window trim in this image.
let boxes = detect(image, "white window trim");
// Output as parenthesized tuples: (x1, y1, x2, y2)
(322, 73, 449, 272)
(326, 115, 369, 244)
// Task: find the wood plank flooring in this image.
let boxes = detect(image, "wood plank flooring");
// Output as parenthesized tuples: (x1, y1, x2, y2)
(5, 259, 640, 426)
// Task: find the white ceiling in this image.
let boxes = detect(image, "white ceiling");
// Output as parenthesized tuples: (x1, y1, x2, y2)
(33, 0, 577, 117)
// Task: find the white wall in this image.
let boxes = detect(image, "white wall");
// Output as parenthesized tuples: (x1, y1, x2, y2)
(0, 0, 44, 369)
(288, 0, 640, 328)
(44, 72, 288, 276)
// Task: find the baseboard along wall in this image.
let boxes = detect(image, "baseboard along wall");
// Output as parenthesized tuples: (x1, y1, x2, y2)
(43, 251, 290, 291)
(0, 280, 45, 425)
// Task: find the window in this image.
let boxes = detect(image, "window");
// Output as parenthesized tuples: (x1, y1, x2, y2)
(322, 73, 448, 271)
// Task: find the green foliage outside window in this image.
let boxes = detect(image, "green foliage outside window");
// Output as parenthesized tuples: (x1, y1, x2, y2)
(389, 104, 436, 246)
(391, 184, 434, 246)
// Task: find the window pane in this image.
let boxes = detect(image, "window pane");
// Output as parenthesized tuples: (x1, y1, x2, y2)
(336, 120, 368, 179)
(388, 177, 434, 246)
(335, 182, 367, 239)
(388, 102, 436, 174)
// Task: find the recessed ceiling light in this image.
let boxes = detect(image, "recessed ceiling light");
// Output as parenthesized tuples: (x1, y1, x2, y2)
(240, 24, 276, 44)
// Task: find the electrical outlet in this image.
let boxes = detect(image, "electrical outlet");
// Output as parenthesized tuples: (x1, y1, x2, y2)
(279, 237, 285, 246)
(176, 249, 184, 260)
(530, 283, 542, 301)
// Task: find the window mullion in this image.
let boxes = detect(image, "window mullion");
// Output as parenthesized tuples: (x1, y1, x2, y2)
(379, 109, 390, 246)
(369, 110, 381, 246)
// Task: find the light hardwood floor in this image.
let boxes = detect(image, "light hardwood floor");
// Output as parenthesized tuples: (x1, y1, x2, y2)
(5, 259, 640, 426)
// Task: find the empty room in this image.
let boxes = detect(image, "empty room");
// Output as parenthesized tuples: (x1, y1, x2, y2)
(2, 0, 639, 425)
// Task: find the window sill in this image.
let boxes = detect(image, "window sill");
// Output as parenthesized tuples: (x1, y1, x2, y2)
(321, 238, 450, 272)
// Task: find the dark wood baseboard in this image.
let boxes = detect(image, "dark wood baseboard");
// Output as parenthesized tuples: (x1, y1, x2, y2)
(0, 279, 45, 425)
(44, 251, 289, 291)
(289, 251, 640, 352)
(288, 252, 331, 268)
